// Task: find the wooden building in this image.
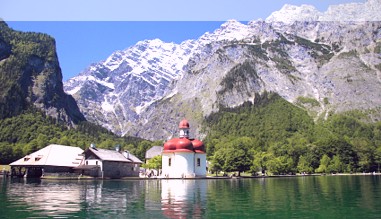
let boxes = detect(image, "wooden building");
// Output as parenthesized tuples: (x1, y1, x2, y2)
(9, 144, 84, 178)
(76, 145, 143, 178)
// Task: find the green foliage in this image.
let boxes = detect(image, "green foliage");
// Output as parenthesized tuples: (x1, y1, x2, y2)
(323, 97, 330, 105)
(222, 137, 253, 175)
(296, 96, 320, 108)
(297, 155, 313, 173)
(294, 36, 334, 65)
(0, 111, 150, 164)
(204, 92, 381, 175)
(205, 92, 314, 155)
(0, 22, 59, 119)
(218, 61, 259, 95)
(142, 155, 162, 170)
(316, 154, 331, 173)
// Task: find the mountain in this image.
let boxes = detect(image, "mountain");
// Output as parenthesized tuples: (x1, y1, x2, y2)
(0, 21, 85, 125)
(64, 0, 381, 140)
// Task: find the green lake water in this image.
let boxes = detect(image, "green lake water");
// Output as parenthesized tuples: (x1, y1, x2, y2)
(0, 175, 380, 218)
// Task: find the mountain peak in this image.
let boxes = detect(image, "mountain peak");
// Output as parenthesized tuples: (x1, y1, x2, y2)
(266, 0, 381, 24)
(266, 4, 321, 24)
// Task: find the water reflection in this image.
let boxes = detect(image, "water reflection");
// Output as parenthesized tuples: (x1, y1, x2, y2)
(161, 179, 207, 218)
(6, 178, 83, 217)
(1, 176, 380, 218)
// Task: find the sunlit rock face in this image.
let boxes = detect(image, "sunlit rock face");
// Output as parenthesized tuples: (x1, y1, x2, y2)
(64, 1, 381, 140)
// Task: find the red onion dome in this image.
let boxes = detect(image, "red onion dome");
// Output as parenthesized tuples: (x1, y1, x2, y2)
(191, 139, 206, 153)
(163, 138, 193, 152)
(163, 139, 177, 151)
(175, 138, 193, 151)
(179, 119, 190, 129)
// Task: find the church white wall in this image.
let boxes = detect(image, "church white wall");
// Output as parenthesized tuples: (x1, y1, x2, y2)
(194, 153, 206, 177)
(162, 152, 195, 178)
(162, 153, 173, 178)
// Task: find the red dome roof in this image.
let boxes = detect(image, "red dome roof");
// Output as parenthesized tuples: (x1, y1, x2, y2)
(163, 139, 177, 151)
(163, 138, 193, 152)
(179, 119, 190, 129)
(191, 139, 206, 153)
(163, 138, 206, 153)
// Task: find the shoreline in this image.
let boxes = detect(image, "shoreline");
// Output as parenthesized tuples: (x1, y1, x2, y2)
(35, 172, 381, 180)
(3, 171, 380, 180)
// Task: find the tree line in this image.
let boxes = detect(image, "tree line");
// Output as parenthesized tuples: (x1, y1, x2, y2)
(204, 92, 381, 175)
(0, 110, 161, 164)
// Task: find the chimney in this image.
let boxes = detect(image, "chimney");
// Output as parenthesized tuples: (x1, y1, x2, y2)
(123, 151, 130, 159)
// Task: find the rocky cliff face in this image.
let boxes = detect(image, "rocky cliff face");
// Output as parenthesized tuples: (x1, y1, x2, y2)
(64, 1, 381, 140)
(0, 21, 85, 125)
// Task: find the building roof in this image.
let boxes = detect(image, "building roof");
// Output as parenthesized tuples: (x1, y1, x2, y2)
(145, 146, 163, 159)
(163, 138, 194, 152)
(126, 152, 143, 164)
(86, 147, 143, 164)
(10, 144, 84, 167)
(163, 138, 206, 153)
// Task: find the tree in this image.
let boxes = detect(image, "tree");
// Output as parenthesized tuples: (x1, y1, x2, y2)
(375, 146, 381, 173)
(0, 143, 15, 164)
(328, 155, 343, 173)
(136, 140, 152, 161)
(297, 155, 313, 174)
(224, 138, 253, 176)
(316, 154, 331, 173)
(352, 138, 374, 172)
(143, 155, 162, 170)
(210, 137, 253, 176)
(251, 151, 269, 174)
(265, 155, 282, 175)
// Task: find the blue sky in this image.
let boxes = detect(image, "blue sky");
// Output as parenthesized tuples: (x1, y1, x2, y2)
(2, 0, 365, 81)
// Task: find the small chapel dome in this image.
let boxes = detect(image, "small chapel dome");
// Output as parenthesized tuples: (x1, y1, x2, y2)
(179, 119, 190, 129)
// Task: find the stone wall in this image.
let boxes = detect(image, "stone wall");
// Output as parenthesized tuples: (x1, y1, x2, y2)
(102, 161, 139, 178)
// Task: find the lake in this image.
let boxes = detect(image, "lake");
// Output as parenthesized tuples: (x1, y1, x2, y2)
(0, 175, 380, 218)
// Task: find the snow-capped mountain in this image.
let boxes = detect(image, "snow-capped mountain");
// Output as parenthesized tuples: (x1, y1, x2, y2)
(266, 0, 381, 23)
(64, 38, 196, 133)
(64, 0, 381, 140)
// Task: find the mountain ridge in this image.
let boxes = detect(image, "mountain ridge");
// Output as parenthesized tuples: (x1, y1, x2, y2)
(0, 21, 85, 125)
(63, 0, 381, 140)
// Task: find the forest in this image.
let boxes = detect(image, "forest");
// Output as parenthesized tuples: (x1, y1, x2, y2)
(0, 109, 161, 164)
(204, 92, 381, 175)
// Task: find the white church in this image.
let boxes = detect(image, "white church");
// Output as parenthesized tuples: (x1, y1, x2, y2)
(161, 119, 207, 178)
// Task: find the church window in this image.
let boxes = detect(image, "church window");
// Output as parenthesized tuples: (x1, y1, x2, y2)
(169, 158, 172, 166)
(197, 158, 201, 167)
